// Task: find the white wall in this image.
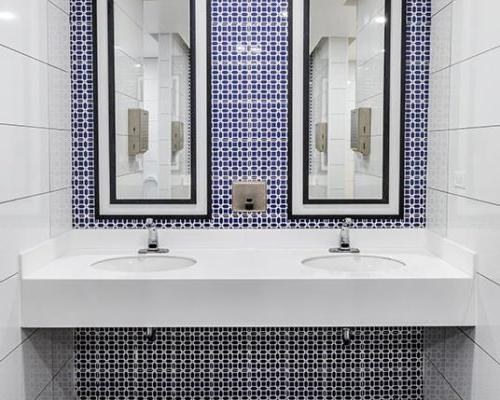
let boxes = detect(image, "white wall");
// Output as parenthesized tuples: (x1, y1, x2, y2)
(0, 0, 73, 399)
(425, 0, 500, 399)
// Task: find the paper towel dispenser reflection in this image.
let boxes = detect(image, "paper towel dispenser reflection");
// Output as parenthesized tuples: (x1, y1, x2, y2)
(171, 121, 185, 156)
(128, 109, 149, 156)
(315, 122, 328, 153)
(350, 108, 371, 156)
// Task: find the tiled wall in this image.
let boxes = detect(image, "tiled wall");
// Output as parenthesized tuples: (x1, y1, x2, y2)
(75, 327, 423, 400)
(425, 0, 500, 398)
(0, 0, 74, 398)
(71, 0, 430, 229)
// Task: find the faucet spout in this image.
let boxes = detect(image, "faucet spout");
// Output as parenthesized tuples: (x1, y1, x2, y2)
(138, 218, 169, 254)
(329, 218, 360, 253)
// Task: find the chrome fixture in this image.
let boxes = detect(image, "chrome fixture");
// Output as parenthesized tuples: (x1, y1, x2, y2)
(139, 218, 169, 254)
(342, 328, 352, 346)
(329, 218, 360, 253)
(145, 327, 156, 342)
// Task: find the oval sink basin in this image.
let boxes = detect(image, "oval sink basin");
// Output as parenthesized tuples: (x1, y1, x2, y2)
(92, 255, 196, 273)
(302, 255, 406, 273)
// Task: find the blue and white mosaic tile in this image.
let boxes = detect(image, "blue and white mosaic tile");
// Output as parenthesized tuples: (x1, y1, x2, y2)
(71, 0, 430, 229)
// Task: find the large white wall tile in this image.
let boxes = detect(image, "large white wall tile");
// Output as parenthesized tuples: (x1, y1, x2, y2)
(0, 329, 53, 400)
(0, 0, 48, 62)
(0, 47, 49, 128)
(430, 3, 452, 73)
(448, 127, 500, 204)
(50, 188, 72, 238)
(48, 2, 70, 72)
(0, 194, 50, 280)
(49, 130, 72, 191)
(431, 0, 452, 16)
(0, 126, 49, 203)
(447, 194, 500, 286)
(0, 276, 22, 360)
(426, 189, 448, 237)
(470, 275, 500, 365)
(424, 358, 460, 400)
(427, 130, 448, 191)
(449, 47, 500, 129)
(114, 5, 143, 62)
(451, 0, 500, 64)
(444, 328, 500, 400)
(428, 67, 450, 132)
(49, 0, 69, 14)
(48, 67, 71, 130)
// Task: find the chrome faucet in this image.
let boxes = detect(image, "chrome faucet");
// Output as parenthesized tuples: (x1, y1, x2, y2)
(329, 218, 360, 253)
(139, 218, 169, 254)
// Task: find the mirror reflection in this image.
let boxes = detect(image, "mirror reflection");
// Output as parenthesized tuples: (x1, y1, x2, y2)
(306, 0, 388, 201)
(112, 0, 193, 201)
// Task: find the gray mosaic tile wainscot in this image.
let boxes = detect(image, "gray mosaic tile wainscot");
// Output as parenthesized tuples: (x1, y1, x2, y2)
(75, 327, 424, 400)
(70, 0, 430, 229)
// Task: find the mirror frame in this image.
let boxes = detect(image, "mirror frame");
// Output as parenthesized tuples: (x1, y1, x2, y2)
(93, 0, 211, 219)
(288, 0, 406, 219)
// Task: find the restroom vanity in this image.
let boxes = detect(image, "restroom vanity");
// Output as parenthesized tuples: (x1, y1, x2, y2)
(20, 229, 475, 328)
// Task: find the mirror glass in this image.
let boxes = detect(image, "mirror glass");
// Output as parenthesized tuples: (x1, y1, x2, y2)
(306, 0, 388, 201)
(111, 0, 193, 201)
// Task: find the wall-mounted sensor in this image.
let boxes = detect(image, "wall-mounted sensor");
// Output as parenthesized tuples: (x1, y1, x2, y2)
(350, 108, 371, 156)
(232, 181, 267, 213)
(128, 108, 149, 156)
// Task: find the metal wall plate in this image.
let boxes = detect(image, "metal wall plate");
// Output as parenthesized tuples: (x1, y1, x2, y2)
(232, 181, 267, 212)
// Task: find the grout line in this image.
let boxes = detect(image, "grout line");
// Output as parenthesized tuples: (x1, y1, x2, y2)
(0, 272, 18, 285)
(477, 271, 500, 290)
(426, 356, 465, 400)
(48, 0, 70, 16)
(430, 0, 453, 19)
(0, 43, 68, 74)
(429, 187, 500, 208)
(0, 186, 71, 207)
(0, 329, 38, 363)
(0, 122, 70, 132)
(429, 124, 500, 134)
(449, 43, 500, 70)
(458, 327, 500, 368)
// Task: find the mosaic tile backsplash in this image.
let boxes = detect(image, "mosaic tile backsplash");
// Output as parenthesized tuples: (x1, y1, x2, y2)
(75, 327, 423, 400)
(71, 0, 430, 228)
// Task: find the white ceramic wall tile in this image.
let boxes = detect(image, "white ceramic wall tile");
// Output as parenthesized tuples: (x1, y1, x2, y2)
(49, 188, 72, 238)
(428, 67, 450, 132)
(426, 188, 448, 237)
(356, 0, 385, 31)
(447, 194, 500, 285)
(0, 46, 49, 128)
(115, 0, 144, 29)
(448, 127, 500, 205)
(427, 130, 449, 191)
(471, 275, 500, 364)
(48, 2, 70, 72)
(424, 328, 446, 371)
(0, 329, 53, 400)
(431, 0, 452, 16)
(49, 130, 72, 191)
(49, 0, 69, 14)
(115, 50, 143, 100)
(430, 2, 452, 73)
(0, 194, 50, 280)
(451, 0, 500, 65)
(48, 67, 71, 130)
(0, 276, 22, 361)
(449, 47, 500, 130)
(114, 5, 143, 62)
(0, 0, 48, 62)
(53, 357, 76, 400)
(424, 358, 460, 400)
(52, 330, 74, 375)
(444, 328, 500, 400)
(37, 382, 53, 400)
(0, 126, 49, 203)
(356, 53, 384, 102)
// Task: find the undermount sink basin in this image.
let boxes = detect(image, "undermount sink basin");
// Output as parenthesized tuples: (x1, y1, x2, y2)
(92, 255, 196, 273)
(302, 254, 406, 273)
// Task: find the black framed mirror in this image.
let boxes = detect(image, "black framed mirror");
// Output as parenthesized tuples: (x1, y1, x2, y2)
(289, 0, 405, 218)
(93, 0, 211, 218)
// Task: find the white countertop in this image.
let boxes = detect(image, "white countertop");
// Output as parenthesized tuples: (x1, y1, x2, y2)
(20, 229, 476, 328)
